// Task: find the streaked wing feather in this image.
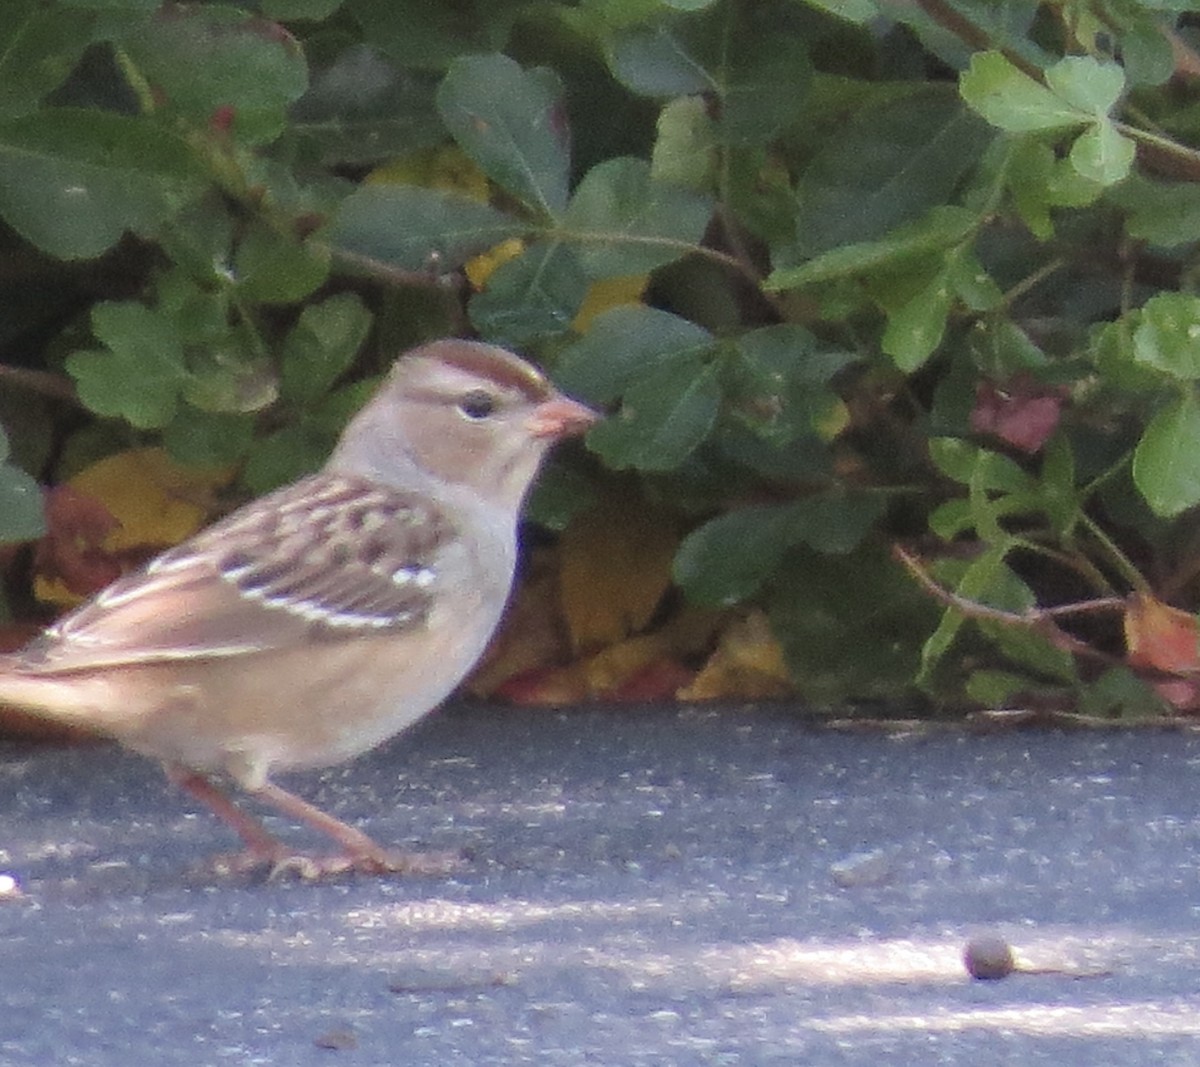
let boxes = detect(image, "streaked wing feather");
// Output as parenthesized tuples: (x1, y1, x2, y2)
(16, 473, 450, 674)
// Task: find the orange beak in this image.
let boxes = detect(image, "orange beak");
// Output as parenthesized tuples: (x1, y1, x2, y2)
(527, 394, 600, 440)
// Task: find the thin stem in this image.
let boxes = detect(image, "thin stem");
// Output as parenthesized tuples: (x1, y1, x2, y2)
(554, 227, 762, 288)
(1010, 536, 1118, 598)
(323, 245, 462, 291)
(1080, 449, 1132, 499)
(893, 544, 1120, 665)
(112, 47, 156, 115)
(1000, 257, 1067, 309)
(1078, 510, 1151, 593)
(0, 365, 80, 406)
(1115, 121, 1200, 170)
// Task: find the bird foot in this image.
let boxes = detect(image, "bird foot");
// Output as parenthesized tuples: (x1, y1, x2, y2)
(268, 847, 466, 882)
(201, 846, 465, 882)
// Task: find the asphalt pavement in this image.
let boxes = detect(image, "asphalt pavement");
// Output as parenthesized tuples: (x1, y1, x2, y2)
(3, 704, 1200, 1065)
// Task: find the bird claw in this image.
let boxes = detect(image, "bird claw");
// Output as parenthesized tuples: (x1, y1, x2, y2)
(266, 848, 466, 882)
(198, 846, 464, 882)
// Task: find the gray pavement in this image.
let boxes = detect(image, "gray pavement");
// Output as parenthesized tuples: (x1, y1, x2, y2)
(3, 704, 1200, 1065)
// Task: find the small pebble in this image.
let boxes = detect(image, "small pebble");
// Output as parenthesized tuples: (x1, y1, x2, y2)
(388, 967, 512, 993)
(313, 1027, 357, 1051)
(963, 935, 1016, 980)
(830, 848, 892, 888)
(0, 873, 23, 901)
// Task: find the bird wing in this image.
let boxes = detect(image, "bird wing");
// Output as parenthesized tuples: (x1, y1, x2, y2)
(14, 473, 453, 674)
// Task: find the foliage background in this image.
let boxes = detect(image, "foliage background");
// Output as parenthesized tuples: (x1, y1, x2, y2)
(5, 0, 1200, 716)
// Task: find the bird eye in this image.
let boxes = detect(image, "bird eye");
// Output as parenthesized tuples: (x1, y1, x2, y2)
(457, 389, 497, 420)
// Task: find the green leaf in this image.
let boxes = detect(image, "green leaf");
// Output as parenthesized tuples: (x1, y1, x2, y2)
(960, 51, 1091, 132)
(1043, 55, 1125, 115)
(234, 221, 330, 304)
(651, 96, 716, 191)
(674, 504, 801, 605)
(966, 669, 1032, 706)
(182, 356, 278, 417)
(918, 542, 1014, 682)
(162, 408, 255, 468)
(67, 303, 188, 429)
(880, 266, 955, 371)
(1068, 119, 1134, 186)
(261, 0, 344, 17)
(0, 3, 96, 120)
(948, 249, 1003, 311)
(280, 292, 372, 407)
(562, 156, 713, 278)
(1078, 666, 1169, 719)
(1037, 434, 1080, 534)
(929, 438, 1036, 493)
(610, 2, 811, 144)
(736, 325, 855, 386)
(765, 206, 978, 290)
(716, 18, 811, 145)
(554, 305, 715, 403)
(291, 47, 444, 167)
(609, 21, 713, 98)
(733, 325, 855, 441)
(468, 242, 588, 346)
(328, 184, 525, 271)
(0, 425, 44, 542)
(0, 463, 43, 541)
(119, 4, 309, 144)
(1007, 137, 1104, 238)
(437, 53, 570, 219)
(1109, 174, 1200, 247)
(768, 542, 937, 702)
(586, 357, 721, 470)
(1132, 292, 1200, 379)
(674, 493, 882, 605)
(788, 86, 990, 261)
(525, 462, 597, 531)
(1133, 391, 1200, 518)
(980, 616, 1078, 683)
(346, 0, 524, 70)
(968, 317, 1047, 378)
(1109, 7, 1176, 88)
(1090, 317, 1163, 392)
(0, 109, 202, 259)
(241, 422, 332, 494)
(803, 0, 877, 22)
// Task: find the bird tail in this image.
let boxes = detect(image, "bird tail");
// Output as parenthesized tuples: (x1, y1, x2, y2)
(0, 661, 103, 726)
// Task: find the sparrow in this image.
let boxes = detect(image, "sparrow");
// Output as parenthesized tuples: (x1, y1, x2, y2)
(0, 340, 598, 878)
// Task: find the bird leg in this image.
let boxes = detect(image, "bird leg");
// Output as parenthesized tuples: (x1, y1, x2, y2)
(166, 765, 462, 880)
(166, 766, 294, 873)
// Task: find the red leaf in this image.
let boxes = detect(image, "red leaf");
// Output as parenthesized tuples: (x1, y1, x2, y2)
(1124, 592, 1200, 675)
(970, 374, 1065, 454)
(604, 658, 695, 702)
(33, 486, 124, 598)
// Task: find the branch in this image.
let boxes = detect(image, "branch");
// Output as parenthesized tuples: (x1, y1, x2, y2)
(893, 544, 1123, 664)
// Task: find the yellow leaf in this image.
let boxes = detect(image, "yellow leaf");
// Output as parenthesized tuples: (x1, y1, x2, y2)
(367, 145, 490, 201)
(571, 276, 647, 333)
(680, 610, 795, 700)
(581, 633, 672, 694)
(464, 237, 526, 289)
(559, 490, 679, 651)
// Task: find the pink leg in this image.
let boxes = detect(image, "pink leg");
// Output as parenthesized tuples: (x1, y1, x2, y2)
(165, 764, 461, 879)
(165, 765, 291, 866)
(252, 781, 463, 877)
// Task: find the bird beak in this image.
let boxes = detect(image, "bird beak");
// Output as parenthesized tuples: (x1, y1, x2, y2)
(527, 394, 600, 440)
